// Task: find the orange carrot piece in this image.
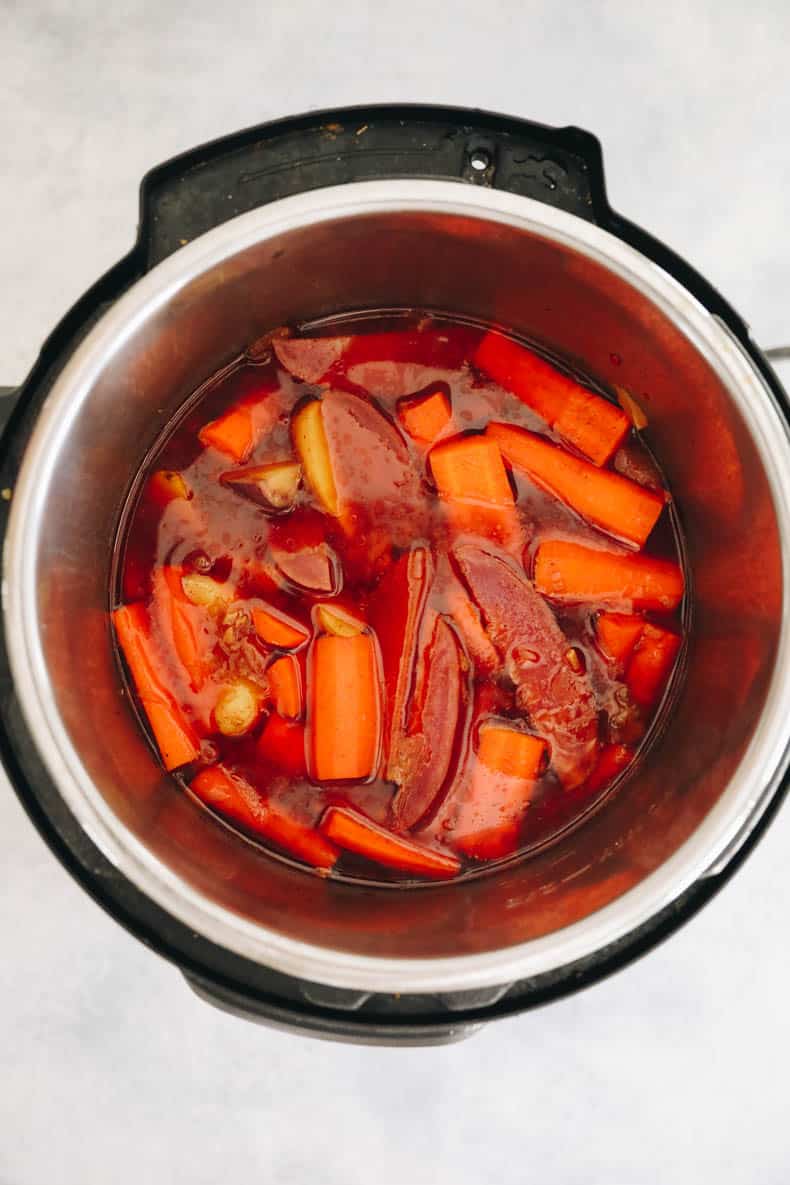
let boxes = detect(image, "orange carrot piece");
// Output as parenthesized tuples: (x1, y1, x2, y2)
(199, 404, 256, 463)
(534, 540, 684, 611)
(198, 385, 280, 464)
(475, 332, 630, 466)
(429, 434, 517, 543)
(488, 422, 665, 547)
(112, 603, 200, 770)
(452, 723, 547, 861)
(191, 766, 337, 869)
(430, 434, 513, 505)
(257, 715, 308, 777)
(453, 723, 546, 860)
(397, 387, 452, 444)
(190, 766, 260, 830)
(252, 604, 309, 650)
(153, 566, 206, 691)
(453, 821, 521, 862)
(147, 469, 191, 507)
(477, 723, 547, 780)
(320, 806, 460, 878)
(596, 611, 645, 666)
(583, 743, 634, 794)
(309, 632, 381, 781)
(453, 812, 525, 861)
(267, 654, 303, 719)
(626, 623, 681, 709)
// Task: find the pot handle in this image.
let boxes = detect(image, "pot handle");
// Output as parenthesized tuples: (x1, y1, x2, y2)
(181, 971, 483, 1045)
(0, 388, 18, 427)
(137, 105, 608, 269)
(131, 106, 760, 354)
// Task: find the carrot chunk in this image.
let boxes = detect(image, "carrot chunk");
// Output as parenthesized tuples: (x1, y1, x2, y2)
(534, 540, 684, 611)
(152, 566, 207, 691)
(430, 434, 513, 506)
(191, 766, 337, 869)
(397, 387, 452, 445)
(199, 405, 255, 463)
(475, 332, 630, 466)
(147, 469, 191, 507)
(477, 723, 546, 780)
(453, 723, 546, 860)
(319, 806, 460, 878)
(257, 715, 308, 777)
(453, 810, 524, 861)
(112, 603, 200, 770)
(488, 422, 664, 547)
(252, 604, 309, 649)
(268, 654, 303, 719)
(429, 434, 517, 542)
(583, 743, 634, 794)
(199, 385, 280, 463)
(309, 632, 381, 781)
(596, 611, 645, 666)
(626, 623, 681, 709)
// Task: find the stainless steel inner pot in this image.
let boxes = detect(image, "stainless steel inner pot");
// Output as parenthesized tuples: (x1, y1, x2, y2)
(5, 179, 790, 994)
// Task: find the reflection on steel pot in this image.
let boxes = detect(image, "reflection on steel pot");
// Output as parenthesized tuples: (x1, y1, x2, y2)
(1, 107, 788, 1043)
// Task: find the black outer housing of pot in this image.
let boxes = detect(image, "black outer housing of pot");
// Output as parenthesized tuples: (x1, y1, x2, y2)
(0, 105, 787, 1044)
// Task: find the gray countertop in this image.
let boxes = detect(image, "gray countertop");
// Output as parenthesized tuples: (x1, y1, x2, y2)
(2, 3, 789, 1182)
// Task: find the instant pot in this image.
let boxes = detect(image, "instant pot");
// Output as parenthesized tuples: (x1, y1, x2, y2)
(2, 105, 788, 1043)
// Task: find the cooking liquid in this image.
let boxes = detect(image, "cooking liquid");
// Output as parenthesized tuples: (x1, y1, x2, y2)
(114, 310, 687, 885)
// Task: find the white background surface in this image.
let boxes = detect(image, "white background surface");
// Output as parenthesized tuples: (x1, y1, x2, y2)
(2, 2, 789, 1182)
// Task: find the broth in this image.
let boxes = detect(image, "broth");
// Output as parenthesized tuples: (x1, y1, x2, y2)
(112, 311, 686, 884)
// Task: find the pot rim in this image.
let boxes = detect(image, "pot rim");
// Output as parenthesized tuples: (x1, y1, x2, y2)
(5, 178, 790, 993)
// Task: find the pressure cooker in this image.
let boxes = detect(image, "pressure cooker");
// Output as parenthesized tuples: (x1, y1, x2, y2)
(2, 105, 788, 1043)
